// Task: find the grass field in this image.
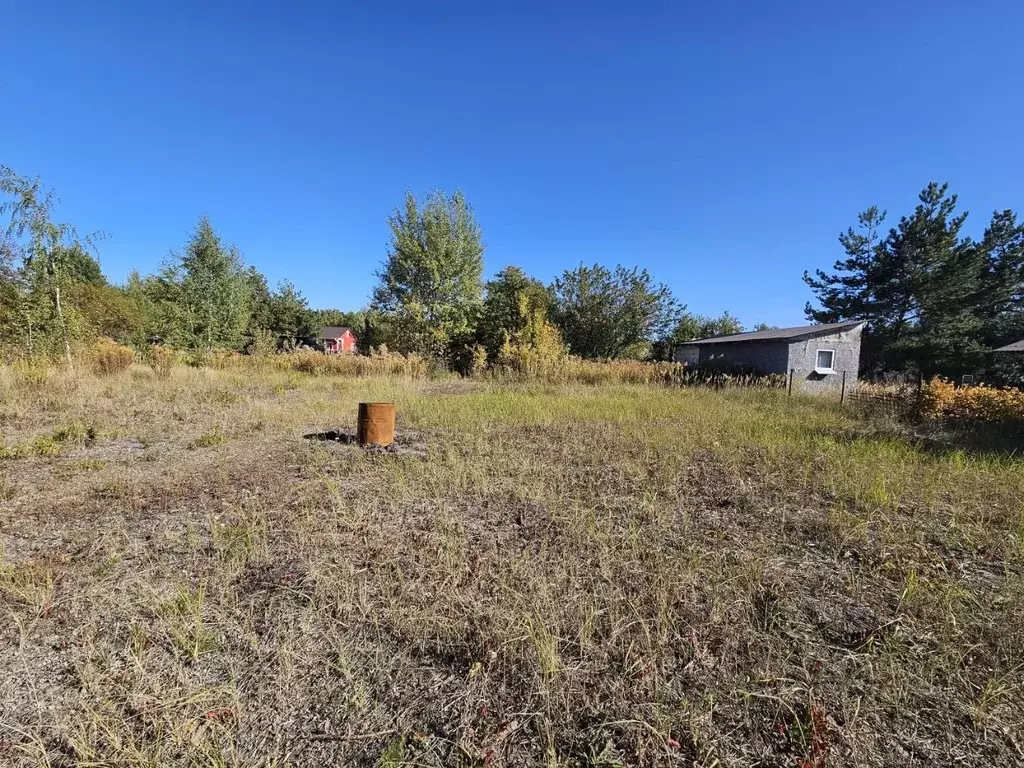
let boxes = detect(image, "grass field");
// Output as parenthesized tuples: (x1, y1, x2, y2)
(1, 364, 1022, 767)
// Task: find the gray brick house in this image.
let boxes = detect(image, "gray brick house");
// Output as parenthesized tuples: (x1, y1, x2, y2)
(673, 321, 866, 394)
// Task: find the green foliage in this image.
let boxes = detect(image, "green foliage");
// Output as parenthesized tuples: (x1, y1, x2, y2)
(371, 190, 484, 359)
(68, 282, 143, 341)
(551, 263, 680, 358)
(478, 266, 553, 360)
(248, 327, 278, 357)
(123, 269, 182, 347)
(166, 218, 251, 351)
(0, 166, 105, 364)
(672, 311, 743, 342)
(312, 308, 364, 333)
(805, 183, 1024, 377)
(267, 280, 314, 346)
(247, 272, 315, 349)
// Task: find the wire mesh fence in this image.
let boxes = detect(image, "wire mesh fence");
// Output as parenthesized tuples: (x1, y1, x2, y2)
(845, 373, 923, 419)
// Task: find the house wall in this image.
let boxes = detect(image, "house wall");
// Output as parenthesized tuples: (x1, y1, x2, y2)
(695, 341, 790, 373)
(673, 345, 700, 365)
(673, 325, 864, 396)
(786, 326, 863, 394)
(321, 331, 358, 354)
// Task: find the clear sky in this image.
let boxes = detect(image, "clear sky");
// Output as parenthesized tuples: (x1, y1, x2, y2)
(3, 1, 1022, 326)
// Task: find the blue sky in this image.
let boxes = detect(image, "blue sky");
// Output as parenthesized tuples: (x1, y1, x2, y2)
(3, 1, 1022, 327)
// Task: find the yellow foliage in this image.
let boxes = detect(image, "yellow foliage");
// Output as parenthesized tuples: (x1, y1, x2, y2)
(146, 344, 175, 379)
(91, 338, 135, 376)
(921, 377, 1024, 422)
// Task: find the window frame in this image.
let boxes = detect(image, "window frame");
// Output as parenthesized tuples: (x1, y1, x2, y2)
(814, 348, 836, 373)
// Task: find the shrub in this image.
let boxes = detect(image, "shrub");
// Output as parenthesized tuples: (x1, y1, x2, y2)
(92, 339, 135, 376)
(469, 344, 489, 378)
(10, 360, 52, 390)
(248, 328, 278, 357)
(921, 377, 1024, 423)
(146, 344, 175, 380)
(277, 349, 428, 378)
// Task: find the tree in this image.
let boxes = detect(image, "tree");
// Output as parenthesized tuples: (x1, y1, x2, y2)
(245, 267, 274, 338)
(977, 210, 1024, 350)
(0, 167, 103, 364)
(478, 266, 554, 359)
(267, 280, 315, 346)
(124, 269, 185, 347)
(550, 264, 680, 358)
(312, 309, 365, 332)
(479, 266, 565, 369)
(0, 233, 27, 351)
(371, 190, 484, 358)
(67, 283, 143, 341)
(164, 217, 251, 351)
(671, 311, 743, 342)
(804, 183, 996, 376)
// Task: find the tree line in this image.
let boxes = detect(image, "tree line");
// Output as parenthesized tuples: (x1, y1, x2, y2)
(4, 165, 1019, 381)
(0, 169, 746, 370)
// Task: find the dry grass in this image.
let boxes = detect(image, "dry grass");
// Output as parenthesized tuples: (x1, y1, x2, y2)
(0, 362, 1022, 767)
(91, 339, 136, 377)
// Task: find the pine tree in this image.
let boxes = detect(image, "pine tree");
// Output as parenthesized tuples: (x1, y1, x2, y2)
(804, 183, 992, 376)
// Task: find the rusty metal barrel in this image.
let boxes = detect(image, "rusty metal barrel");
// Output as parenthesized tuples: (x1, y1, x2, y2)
(356, 402, 396, 446)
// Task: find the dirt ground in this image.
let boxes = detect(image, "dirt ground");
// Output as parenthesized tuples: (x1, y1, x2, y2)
(1, 366, 1022, 767)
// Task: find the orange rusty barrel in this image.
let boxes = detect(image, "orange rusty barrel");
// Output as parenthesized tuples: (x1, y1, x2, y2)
(356, 402, 396, 446)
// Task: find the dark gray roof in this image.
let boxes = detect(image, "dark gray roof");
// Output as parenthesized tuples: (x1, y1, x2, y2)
(994, 339, 1024, 353)
(681, 320, 867, 346)
(319, 326, 351, 339)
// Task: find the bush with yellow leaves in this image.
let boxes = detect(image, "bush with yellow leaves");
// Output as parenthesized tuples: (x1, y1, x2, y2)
(920, 376, 1024, 422)
(91, 338, 135, 376)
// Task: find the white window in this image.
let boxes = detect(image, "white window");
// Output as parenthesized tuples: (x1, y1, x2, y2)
(815, 349, 835, 373)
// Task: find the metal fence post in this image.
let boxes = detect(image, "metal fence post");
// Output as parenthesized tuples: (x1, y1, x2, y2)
(788, 368, 794, 397)
(840, 370, 847, 405)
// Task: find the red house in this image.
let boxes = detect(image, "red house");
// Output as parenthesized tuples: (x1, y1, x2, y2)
(318, 326, 357, 354)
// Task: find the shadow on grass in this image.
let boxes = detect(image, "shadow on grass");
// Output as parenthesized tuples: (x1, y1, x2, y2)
(303, 430, 357, 444)
(908, 422, 1024, 460)
(831, 418, 1024, 460)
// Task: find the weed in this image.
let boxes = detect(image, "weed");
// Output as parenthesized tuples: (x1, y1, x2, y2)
(158, 581, 218, 661)
(191, 427, 229, 448)
(92, 338, 135, 376)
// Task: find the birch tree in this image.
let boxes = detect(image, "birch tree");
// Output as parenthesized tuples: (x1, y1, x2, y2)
(0, 166, 103, 365)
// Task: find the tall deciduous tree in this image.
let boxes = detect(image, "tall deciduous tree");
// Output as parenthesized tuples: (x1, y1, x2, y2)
(479, 267, 554, 359)
(0, 167, 103, 363)
(371, 190, 484, 358)
(551, 264, 680, 359)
